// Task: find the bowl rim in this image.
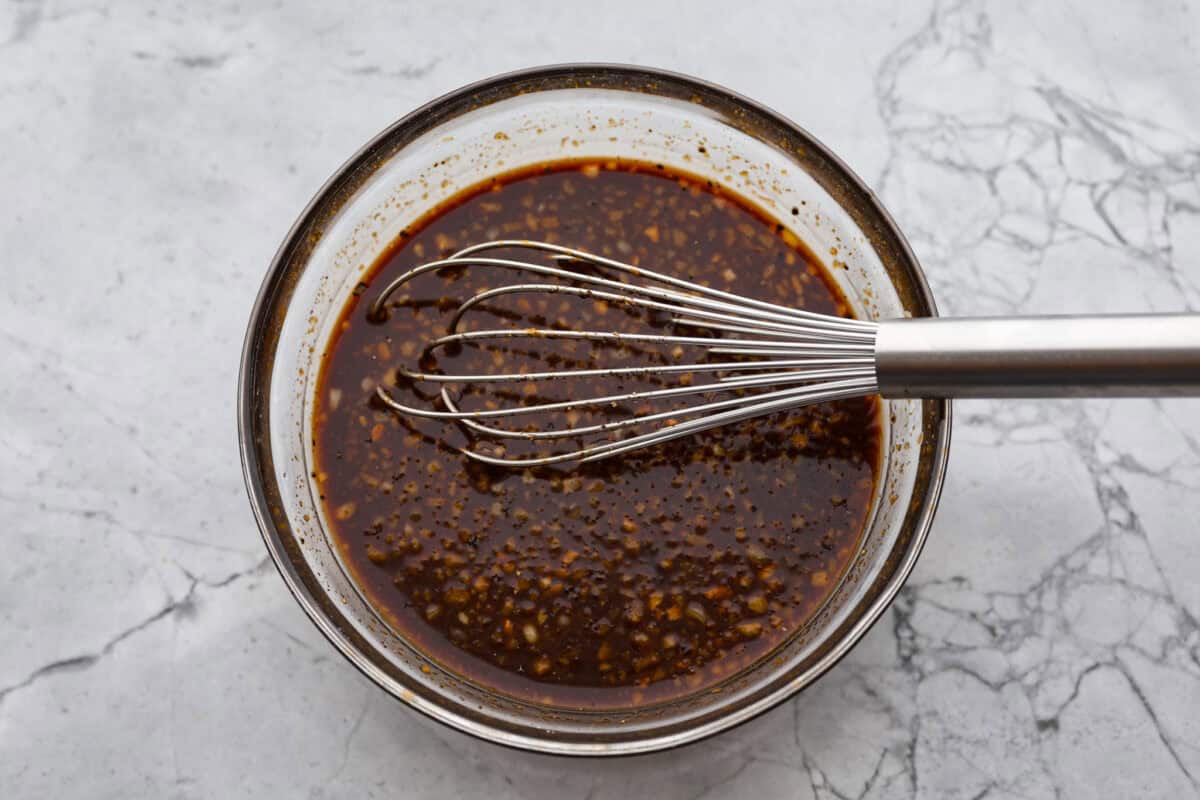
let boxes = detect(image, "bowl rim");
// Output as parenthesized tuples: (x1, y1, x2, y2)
(238, 62, 951, 756)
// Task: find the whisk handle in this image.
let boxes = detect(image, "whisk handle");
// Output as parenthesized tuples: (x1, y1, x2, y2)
(874, 314, 1200, 398)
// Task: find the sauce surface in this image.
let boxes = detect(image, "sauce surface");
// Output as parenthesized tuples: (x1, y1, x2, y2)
(313, 160, 881, 707)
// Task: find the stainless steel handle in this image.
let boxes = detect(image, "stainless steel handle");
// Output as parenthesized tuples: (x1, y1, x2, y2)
(874, 314, 1200, 397)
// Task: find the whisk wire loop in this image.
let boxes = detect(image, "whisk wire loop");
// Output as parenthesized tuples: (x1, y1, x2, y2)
(371, 240, 880, 465)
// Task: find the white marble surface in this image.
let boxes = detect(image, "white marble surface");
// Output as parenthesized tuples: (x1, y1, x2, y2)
(3, 0, 1199, 796)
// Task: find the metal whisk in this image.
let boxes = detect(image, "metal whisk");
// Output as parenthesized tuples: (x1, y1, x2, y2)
(368, 240, 1200, 467)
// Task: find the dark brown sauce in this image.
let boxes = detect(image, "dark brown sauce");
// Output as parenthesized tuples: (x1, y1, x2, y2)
(313, 159, 881, 708)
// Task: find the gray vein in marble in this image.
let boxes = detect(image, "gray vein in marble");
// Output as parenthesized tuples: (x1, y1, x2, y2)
(7, 0, 43, 44)
(0, 557, 271, 708)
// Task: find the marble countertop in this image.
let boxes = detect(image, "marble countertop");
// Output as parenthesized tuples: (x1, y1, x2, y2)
(3, 0, 1199, 797)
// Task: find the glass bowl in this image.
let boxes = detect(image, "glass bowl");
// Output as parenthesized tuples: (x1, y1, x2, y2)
(238, 64, 950, 755)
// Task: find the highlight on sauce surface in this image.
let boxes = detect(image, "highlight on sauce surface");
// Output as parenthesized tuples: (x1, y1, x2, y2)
(312, 158, 881, 707)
